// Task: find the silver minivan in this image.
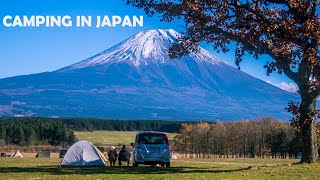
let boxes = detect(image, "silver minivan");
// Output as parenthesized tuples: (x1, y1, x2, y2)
(131, 131, 171, 167)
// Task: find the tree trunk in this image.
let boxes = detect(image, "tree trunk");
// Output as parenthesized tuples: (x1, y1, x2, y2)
(299, 95, 318, 163)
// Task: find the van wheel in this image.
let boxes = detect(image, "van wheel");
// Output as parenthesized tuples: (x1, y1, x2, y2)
(133, 162, 139, 167)
(165, 162, 170, 168)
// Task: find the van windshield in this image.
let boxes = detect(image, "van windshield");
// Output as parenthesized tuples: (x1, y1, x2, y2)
(138, 134, 168, 144)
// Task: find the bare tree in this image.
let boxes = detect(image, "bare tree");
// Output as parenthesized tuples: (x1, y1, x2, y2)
(173, 117, 301, 159)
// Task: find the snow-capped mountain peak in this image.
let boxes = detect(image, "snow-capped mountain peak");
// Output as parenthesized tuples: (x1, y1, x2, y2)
(0, 29, 298, 120)
(61, 29, 222, 71)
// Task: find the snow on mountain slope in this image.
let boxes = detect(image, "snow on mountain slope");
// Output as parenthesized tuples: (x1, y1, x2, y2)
(60, 29, 222, 71)
(0, 29, 299, 120)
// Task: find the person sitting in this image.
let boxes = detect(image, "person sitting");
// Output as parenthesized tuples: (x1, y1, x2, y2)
(118, 145, 131, 166)
(107, 146, 117, 166)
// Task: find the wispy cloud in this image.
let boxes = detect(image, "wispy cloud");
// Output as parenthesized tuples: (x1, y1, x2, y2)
(266, 81, 319, 101)
(266, 81, 298, 93)
(278, 82, 298, 93)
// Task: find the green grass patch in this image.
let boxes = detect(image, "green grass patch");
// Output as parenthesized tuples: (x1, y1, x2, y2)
(0, 157, 316, 179)
(184, 157, 299, 165)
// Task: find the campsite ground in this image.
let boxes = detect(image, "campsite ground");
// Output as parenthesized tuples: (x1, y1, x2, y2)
(1, 131, 319, 179)
(1, 157, 320, 179)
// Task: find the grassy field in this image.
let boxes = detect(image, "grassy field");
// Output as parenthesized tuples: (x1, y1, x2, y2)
(1, 157, 319, 179)
(1, 131, 318, 179)
(74, 131, 177, 145)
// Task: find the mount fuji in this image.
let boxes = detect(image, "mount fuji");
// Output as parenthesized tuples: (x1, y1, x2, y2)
(0, 29, 297, 120)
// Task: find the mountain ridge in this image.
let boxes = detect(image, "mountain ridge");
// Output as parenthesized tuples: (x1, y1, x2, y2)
(0, 29, 298, 120)
(58, 29, 222, 72)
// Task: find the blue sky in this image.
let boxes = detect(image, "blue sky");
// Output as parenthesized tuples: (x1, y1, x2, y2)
(0, 0, 296, 92)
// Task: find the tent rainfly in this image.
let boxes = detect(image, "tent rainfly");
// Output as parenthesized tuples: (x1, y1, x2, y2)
(60, 140, 106, 166)
(12, 150, 23, 157)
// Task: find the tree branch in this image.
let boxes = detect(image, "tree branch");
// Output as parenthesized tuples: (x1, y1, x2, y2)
(204, 26, 299, 81)
(229, 1, 306, 47)
(266, 0, 293, 9)
(311, 0, 320, 16)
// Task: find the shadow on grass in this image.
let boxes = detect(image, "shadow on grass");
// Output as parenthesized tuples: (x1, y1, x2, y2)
(0, 166, 250, 175)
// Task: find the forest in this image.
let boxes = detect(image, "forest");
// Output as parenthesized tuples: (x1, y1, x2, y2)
(0, 118, 76, 146)
(55, 118, 187, 132)
(0, 117, 191, 146)
(173, 117, 302, 158)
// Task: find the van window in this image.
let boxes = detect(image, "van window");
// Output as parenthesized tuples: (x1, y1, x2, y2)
(138, 134, 168, 144)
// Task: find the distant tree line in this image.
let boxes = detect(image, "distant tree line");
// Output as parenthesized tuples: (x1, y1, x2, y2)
(55, 118, 187, 132)
(173, 116, 302, 159)
(1, 116, 306, 158)
(0, 118, 76, 146)
(0, 117, 197, 146)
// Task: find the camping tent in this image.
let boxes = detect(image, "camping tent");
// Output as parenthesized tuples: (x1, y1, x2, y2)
(12, 150, 23, 157)
(36, 151, 53, 158)
(60, 140, 106, 166)
(171, 154, 178, 160)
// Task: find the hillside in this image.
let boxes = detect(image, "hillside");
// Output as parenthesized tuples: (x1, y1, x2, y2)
(0, 29, 298, 120)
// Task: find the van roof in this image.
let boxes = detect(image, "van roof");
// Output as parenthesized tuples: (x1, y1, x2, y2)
(137, 131, 167, 135)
